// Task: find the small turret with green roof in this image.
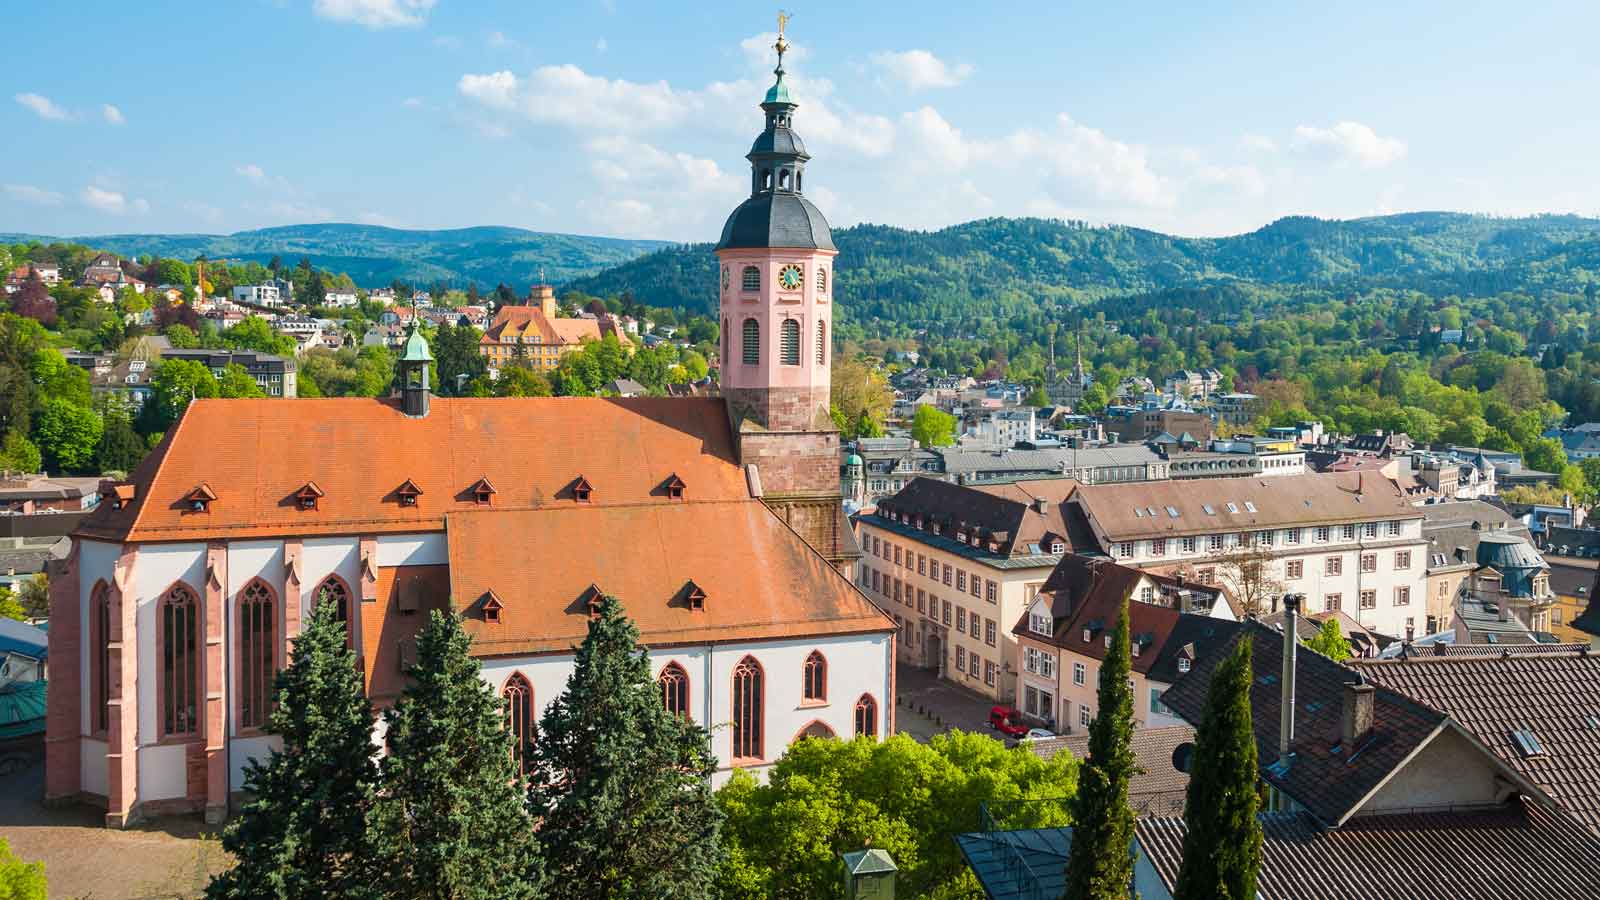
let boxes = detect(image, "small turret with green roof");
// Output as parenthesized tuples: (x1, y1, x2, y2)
(399, 321, 433, 417)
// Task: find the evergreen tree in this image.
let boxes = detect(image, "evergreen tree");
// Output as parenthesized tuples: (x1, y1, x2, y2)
(1063, 596, 1137, 900)
(206, 601, 379, 900)
(1173, 639, 1262, 900)
(529, 594, 722, 900)
(371, 610, 544, 900)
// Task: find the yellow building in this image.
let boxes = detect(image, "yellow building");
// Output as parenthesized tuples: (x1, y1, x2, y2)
(478, 285, 630, 372)
(1544, 556, 1597, 643)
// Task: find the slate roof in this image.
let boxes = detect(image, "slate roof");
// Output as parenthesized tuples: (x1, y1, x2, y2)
(1134, 797, 1600, 900)
(870, 476, 1091, 561)
(1159, 621, 1449, 827)
(1028, 724, 1194, 818)
(1352, 650, 1600, 832)
(716, 192, 836, 251)
(0, 618, 47, 659)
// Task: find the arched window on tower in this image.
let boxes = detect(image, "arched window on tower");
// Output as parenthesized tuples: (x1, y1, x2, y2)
(91, 582, 110, 734)
(780, 319, 800, 366)
(502, 672, 534, 775)
(315, 576, 352, 647)
(816, 320, 827, 366)
(761, 170, 773, 191)
(658, 661, 689, 717)
(816, 267, 827, 293)
(742, 318, 760, 365)
(802, 650, 827, 703)
(159, 584, 199, 738)
(779, 170, 791, 191)
(722, 318, 730, 368)
(796, 172, 802, 192)
(731, 655, 764, 761)
(742, 266, 761, 291)
(854, 694, 879, 738)
(238, 579, 276, 730)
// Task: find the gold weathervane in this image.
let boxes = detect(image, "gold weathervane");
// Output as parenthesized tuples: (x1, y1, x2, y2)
(775, 10, 791, 57)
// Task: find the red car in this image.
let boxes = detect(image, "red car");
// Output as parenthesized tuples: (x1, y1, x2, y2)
(987, 705, 1028, 738)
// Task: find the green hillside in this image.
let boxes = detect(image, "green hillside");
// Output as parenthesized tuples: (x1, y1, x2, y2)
(0, 223, 671, 288)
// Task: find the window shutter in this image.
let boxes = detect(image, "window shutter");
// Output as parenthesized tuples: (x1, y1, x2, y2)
(396, 576, 418, 614)
(780, 319, 800, 365)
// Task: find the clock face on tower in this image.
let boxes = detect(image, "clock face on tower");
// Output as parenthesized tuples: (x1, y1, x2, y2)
(779, 263, 804, 291)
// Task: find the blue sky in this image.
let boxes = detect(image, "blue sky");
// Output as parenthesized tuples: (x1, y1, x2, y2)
(5, 0, 1598, 242)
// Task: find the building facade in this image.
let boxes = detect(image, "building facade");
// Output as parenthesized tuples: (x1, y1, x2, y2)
(477, 286, 629, 373)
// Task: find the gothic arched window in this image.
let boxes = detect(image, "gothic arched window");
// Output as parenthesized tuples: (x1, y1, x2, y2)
(802, 650, 826, 703)
(160, 583, 200, 738)
(780, 319, 800, 366)
(854, 694, 878, 739)
(731, 656, 764, 761)
(502, 672, 534, 775)
(238, 579, 276, 730)
(742, 318, 760, 365)
(315, 576, 352, 647)
(742, 266, 761, 292)
(816, 320, 827, 366)
(659, 661, 689, 717)
(91, 582, 110, 734)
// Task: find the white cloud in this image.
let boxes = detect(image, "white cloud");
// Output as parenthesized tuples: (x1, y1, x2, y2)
(1293, 121, 1407, 168)
(101, 104, 125, 125)
(81, 186, 147, 215)
(235, 163, 268, 183)
(901, 106, 969, 168)
(1239, 133, 1278, 153)
(869, 49, 973, 90)
(15, 93, 69, 121)
(3, 184, 65, 206)
(313, 0, 435, 29)
(459, 66, 691, 132)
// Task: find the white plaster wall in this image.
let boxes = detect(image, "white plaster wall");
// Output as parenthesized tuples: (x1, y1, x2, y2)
(137, 743, 187, 801)
(301, 537, 361, 617)
(80, 738, 109, 797)
(131, 543, 206, 746)
(478, 632, 891, 787)
(76, 539, 123, 736)
(1365, 726, 1503, 813)
(375, 533, 446, 568)
(229, 736, 280, 791)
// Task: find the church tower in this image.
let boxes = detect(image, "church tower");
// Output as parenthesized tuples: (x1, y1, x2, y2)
(716, 20, 853, 568)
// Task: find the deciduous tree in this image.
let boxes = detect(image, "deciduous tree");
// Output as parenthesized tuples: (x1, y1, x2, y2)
(911, 404, 957, 448)
(1303, 618, 1352, 661)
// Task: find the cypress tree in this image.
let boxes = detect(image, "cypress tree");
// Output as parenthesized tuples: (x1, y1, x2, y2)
(1063, 596, 1138, 900)
(371, 610, 545, 900)
(528, 594, 722, 900)
(206, 601, 379, 900)
(1173, 639, 1263, 900)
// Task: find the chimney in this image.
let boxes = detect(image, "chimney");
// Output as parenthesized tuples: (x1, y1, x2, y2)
(1341, 679, 1376, 748)
(1033, 497, 1048, 514)
(1279, 593, 1300, 761)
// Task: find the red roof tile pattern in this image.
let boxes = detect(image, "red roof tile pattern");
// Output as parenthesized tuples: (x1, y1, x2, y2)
(1352, 650, 1600, 832)
(1029, 724, 1194, 818)
(447, 500, 894, 656)
(1135, 797, 1600, 899)
(74, 396, 752, 542)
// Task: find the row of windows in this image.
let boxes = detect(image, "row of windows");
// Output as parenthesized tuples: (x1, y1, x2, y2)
(1284, 551, 1414, 579)
(864, 533, 998, 604)
(1111, 520, 1409, 559)
(1316, 587, 1412, 612)
(730, 317, 827, 366)
(862, 565, 999, 647)
(953, 645, 998, 686)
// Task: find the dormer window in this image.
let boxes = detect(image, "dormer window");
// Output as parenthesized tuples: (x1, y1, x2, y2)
(470, 476, 496, 506)
(572, 476, 593, 503)
(395, 479, 423, 508)
(1082, 628, 1092, 643)
(1178, 656, 1192, 673)
(185, 483, 217, 513)
(685, 581, 706, 611)
(582, 583, 605, 619)
(664, 474, 686, 500)
(1104, 635, 1113, 650)
(1029, 612, 1052, 636)
(481, 592, 503, 625)
(1132, 642, 1142, 657)
(295, 481, 324, 511)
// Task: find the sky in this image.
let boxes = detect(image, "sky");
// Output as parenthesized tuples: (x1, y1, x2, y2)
(5, 0, 1600, 243)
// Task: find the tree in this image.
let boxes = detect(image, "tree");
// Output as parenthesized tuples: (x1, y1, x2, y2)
(1213, 537, 1284, 618)
(217, 363, 266, 399)
(165, 323, 201, 349)
(1025, 385, 1050, 407)
(10, 273, 56, 328)
(226, 316, 296, 357)
(372, 611, 545, 900)
(16, 573, 48, 619)
(1303, 617, 1352, 662)
(1173, 639, 1262, 900)
(0, 591, 25, 622)
(0, 431, 41, 474)
(143, 358, 218, 431)
(206, 601, 380, 900)
(529, 594, 722, 900)
(911, 404, 958, 448)
(717, 731, 1077, 899)
(1063, 596, 1137, 900)
(830, 357, 891, 435)
(96, 408, 146, 473)
(0, 838, 46, 899)
(494, 365, 552, 398)
(33, 396, 103, 473)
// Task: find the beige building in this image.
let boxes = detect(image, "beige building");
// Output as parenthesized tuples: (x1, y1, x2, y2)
(854, 477, 1087, 702)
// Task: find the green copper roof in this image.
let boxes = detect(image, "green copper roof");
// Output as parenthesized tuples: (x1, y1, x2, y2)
(0, 681, 46, 740)
(764, 72, 794, 105)
(401, 325, 433, 362)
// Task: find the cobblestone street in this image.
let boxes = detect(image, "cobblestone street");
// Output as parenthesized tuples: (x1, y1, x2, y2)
(893, 663, 1005, 742)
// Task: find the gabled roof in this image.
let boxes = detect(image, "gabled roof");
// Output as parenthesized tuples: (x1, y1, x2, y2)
(1353, 650, 1600, 832)
(869, 476, 1089, 560)
(447, 501, 893, 656)
(74, 397, 751, 542)
(1027, 724, 1194, 818)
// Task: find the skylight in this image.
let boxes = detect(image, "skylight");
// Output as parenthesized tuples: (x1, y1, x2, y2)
(1166, 506, 1180, 518)
(1244, 501, 1258, 513)
(1202, 504, 1216, 515)
(1134, 507, 1145, 518)
(1226, 502, 1239, 514)
(1510, 728, 1546, 759)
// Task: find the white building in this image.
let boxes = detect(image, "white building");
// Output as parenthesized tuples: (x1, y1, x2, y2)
(232, 284, 283, 307)
(1070, 472, 1429, 638)
(324, 288, 358, 308)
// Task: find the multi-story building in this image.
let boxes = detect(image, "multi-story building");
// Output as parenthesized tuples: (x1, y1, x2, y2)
(1164, 368, 1223, 400)
(854, 477, 1090, 702)
(477, 286, 630, 373)
(161, 348, 297, 398)
(1103, 408, 1213, 445)
(1419, 501, 1526, 635)
(1209, 391, 1261, 426)
(5, 263, 62, 293)
(1012, 555, 1236, 734)
(231, 284, 284, 307)
(942, 445, 1169, 487)
(1069, 472, 1428, 637)
(324, 288, 359, 308)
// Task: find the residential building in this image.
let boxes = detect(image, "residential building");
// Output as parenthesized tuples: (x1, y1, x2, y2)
(848, 437, 943, 502)
(1012, 554, 1236, 733)
(1420, 501, 1525, 635)
(0, 476, 104, 514)
(1545, 556, 1597, 642)
(368, 287, 397, 306)
(77, 254, 144, 302)
(1455, 531, 1558, 637)
(323, 288, 359, 308)
(1164, 368, 1223, 400)
(5, 263, 61, 293)
(959, 408, 1036, 450)
(1103, 408, 1212, 444)
(45, 47, 890, 826)
(161, 348, 297, 398)
(232, 284, 284, 307)
(1070, 472, 1429, 636)
(1210, 391, 1261, 426)
(478, 286, 629, 373)
(854, 477, 1091, 702)
(942, 444, 1170, 487)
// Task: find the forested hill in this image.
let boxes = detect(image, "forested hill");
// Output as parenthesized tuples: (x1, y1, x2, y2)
(565, 212, 1600, 321)
(0, 223, 670, 289)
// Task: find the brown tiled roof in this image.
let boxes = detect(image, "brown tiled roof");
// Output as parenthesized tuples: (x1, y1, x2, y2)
(1352, 650, 1600, 832)
(1134, 797, 1600, 899)
(74, 396, 752, 542)
(873, 476, 1088, 559)
(1160, 621, 1448, 826)
(1029, 724, 1194, 818)
(446, 501, 894, 656)
(1071, 471, 1421, 542)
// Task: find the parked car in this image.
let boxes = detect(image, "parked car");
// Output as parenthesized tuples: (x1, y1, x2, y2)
(1021, 728, 1056, 742)
(987, 705, 1028, 738)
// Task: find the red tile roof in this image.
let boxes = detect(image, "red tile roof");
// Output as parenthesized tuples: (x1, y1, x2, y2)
(446, 501, 894, 655)
(74, 396, 752, 542)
